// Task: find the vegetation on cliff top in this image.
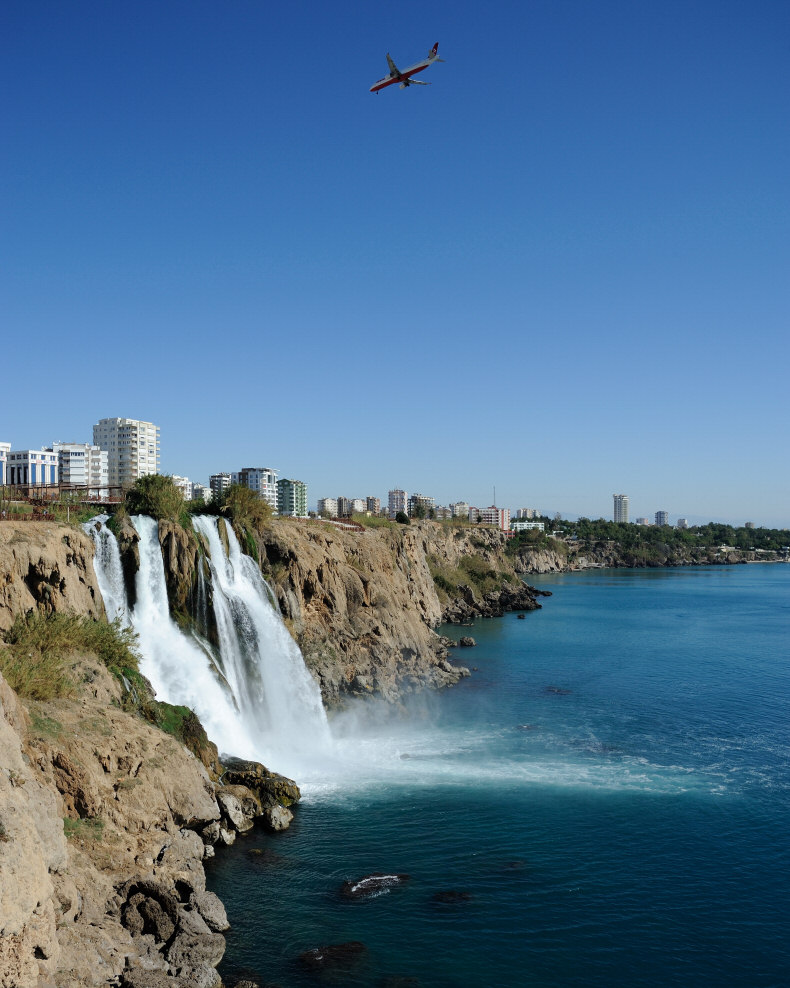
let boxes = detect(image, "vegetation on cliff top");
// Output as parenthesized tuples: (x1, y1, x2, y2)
(0, 612, 140, 700)
(428, 552, 518, 605)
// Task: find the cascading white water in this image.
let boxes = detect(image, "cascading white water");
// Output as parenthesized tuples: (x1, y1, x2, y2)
(84, 515, 129, 625)
(191, 515, 331, 764)
(87, 513, 331, 776)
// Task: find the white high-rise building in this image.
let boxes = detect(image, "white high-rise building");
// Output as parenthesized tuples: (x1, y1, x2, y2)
(655, 510, 669, 527)
(388, 489, 408, 519)
(52, 442, 108, 496)
(232, 467, 278, 512)
(613, 494, 629, 524)
(93, 417, 160, 488)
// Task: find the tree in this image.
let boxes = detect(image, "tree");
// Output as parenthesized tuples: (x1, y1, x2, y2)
(125, 475, 184, 521)
(395, 511, 410, 525)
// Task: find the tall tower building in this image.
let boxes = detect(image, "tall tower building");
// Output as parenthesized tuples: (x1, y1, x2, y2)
(655, 510, 669, 527)
(93, 417, 160, 488)
(613, 494, 629, 524)
(388, 489, 408, 520)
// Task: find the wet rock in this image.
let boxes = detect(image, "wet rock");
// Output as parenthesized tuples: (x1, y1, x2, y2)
(340, 873, 410, 899)
(191, 890, 229, 932)
(458, 637, 476, 647)
(221, 759, 301, 809)
(165, 930, 225, 974)
(262, 804, 293, 831)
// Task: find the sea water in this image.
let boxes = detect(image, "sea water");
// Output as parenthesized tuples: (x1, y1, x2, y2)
(207, 565, 790, 987)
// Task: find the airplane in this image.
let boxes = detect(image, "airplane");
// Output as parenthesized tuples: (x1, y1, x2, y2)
(369, 42, 444, 93)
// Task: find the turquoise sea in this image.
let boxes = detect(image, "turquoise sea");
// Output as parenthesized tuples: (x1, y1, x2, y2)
(207, 565, 790, 987)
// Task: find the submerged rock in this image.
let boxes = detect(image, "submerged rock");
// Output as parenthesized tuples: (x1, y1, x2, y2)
(431, 890, 472, 904)
(298, 940, 367, 971)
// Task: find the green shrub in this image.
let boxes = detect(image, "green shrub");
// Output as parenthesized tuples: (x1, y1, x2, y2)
(125, 475, 185, 522)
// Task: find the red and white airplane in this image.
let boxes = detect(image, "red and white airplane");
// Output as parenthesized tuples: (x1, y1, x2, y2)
(369, 42, 444, 93)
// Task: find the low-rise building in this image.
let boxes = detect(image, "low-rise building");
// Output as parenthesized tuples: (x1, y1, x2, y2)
(0, 442, 11, 485)
(7, 449, 58, 487)
(511, 520, 545, 532)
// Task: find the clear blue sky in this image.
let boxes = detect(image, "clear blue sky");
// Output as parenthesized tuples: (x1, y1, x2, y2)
(2, 1, 788, 526)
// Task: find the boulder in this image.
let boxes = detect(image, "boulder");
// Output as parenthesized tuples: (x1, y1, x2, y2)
(262, 804, 293, 832)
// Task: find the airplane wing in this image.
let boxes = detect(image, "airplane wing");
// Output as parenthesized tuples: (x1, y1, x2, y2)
(386, 53, 400, 77)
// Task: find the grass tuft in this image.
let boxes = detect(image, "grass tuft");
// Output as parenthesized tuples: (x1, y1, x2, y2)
(0, 612, 140, 700)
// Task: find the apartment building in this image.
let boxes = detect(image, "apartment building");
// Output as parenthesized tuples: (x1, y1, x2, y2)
(52, 442, 108, 495)
(277, 478, 308, 517)
(93, 418, 160, 488)
(511, 520, 545, 532)
(655, 510, 669, 527)
(366, 496, 381, 515)
(171, 475, 193, 500)
(388, 489, 408, 520)
(480, 506, 510, 530)
(450, 501, 469, 518)
(408, 493, 435, 517)
(210, 473, 232, 499)
(317, 497, 338, 517)
(0, 442, 10, 485)
(7, 449, 58, 487)
(192, 482, 211, 502)
(337, 496, 352, 517)
(613, 494, 629, 524)
(232, 467, 278, 512)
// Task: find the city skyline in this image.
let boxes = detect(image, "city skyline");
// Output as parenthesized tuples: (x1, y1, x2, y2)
(2, 2, 788, 528)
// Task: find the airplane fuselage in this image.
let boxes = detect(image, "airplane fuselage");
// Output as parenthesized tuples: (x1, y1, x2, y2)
(370, 56, 434, 93)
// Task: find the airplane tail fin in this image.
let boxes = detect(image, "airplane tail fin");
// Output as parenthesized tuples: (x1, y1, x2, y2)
(429, 42, 443, 61)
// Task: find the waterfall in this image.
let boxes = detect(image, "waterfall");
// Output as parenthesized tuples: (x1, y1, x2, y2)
(84, 515, 129, 625)
(87, 514, 330, 776)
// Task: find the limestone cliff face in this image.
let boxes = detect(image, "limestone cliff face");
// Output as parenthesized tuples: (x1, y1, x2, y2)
(0, 522, 104, 633)
(249, 520, 545, 705)
(253, 521, 462, 705)
(0, 661, 223, 988)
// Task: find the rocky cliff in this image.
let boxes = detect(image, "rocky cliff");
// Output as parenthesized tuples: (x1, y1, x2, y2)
(248, 519, 545, 705)
(0, 522, 104, 633)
